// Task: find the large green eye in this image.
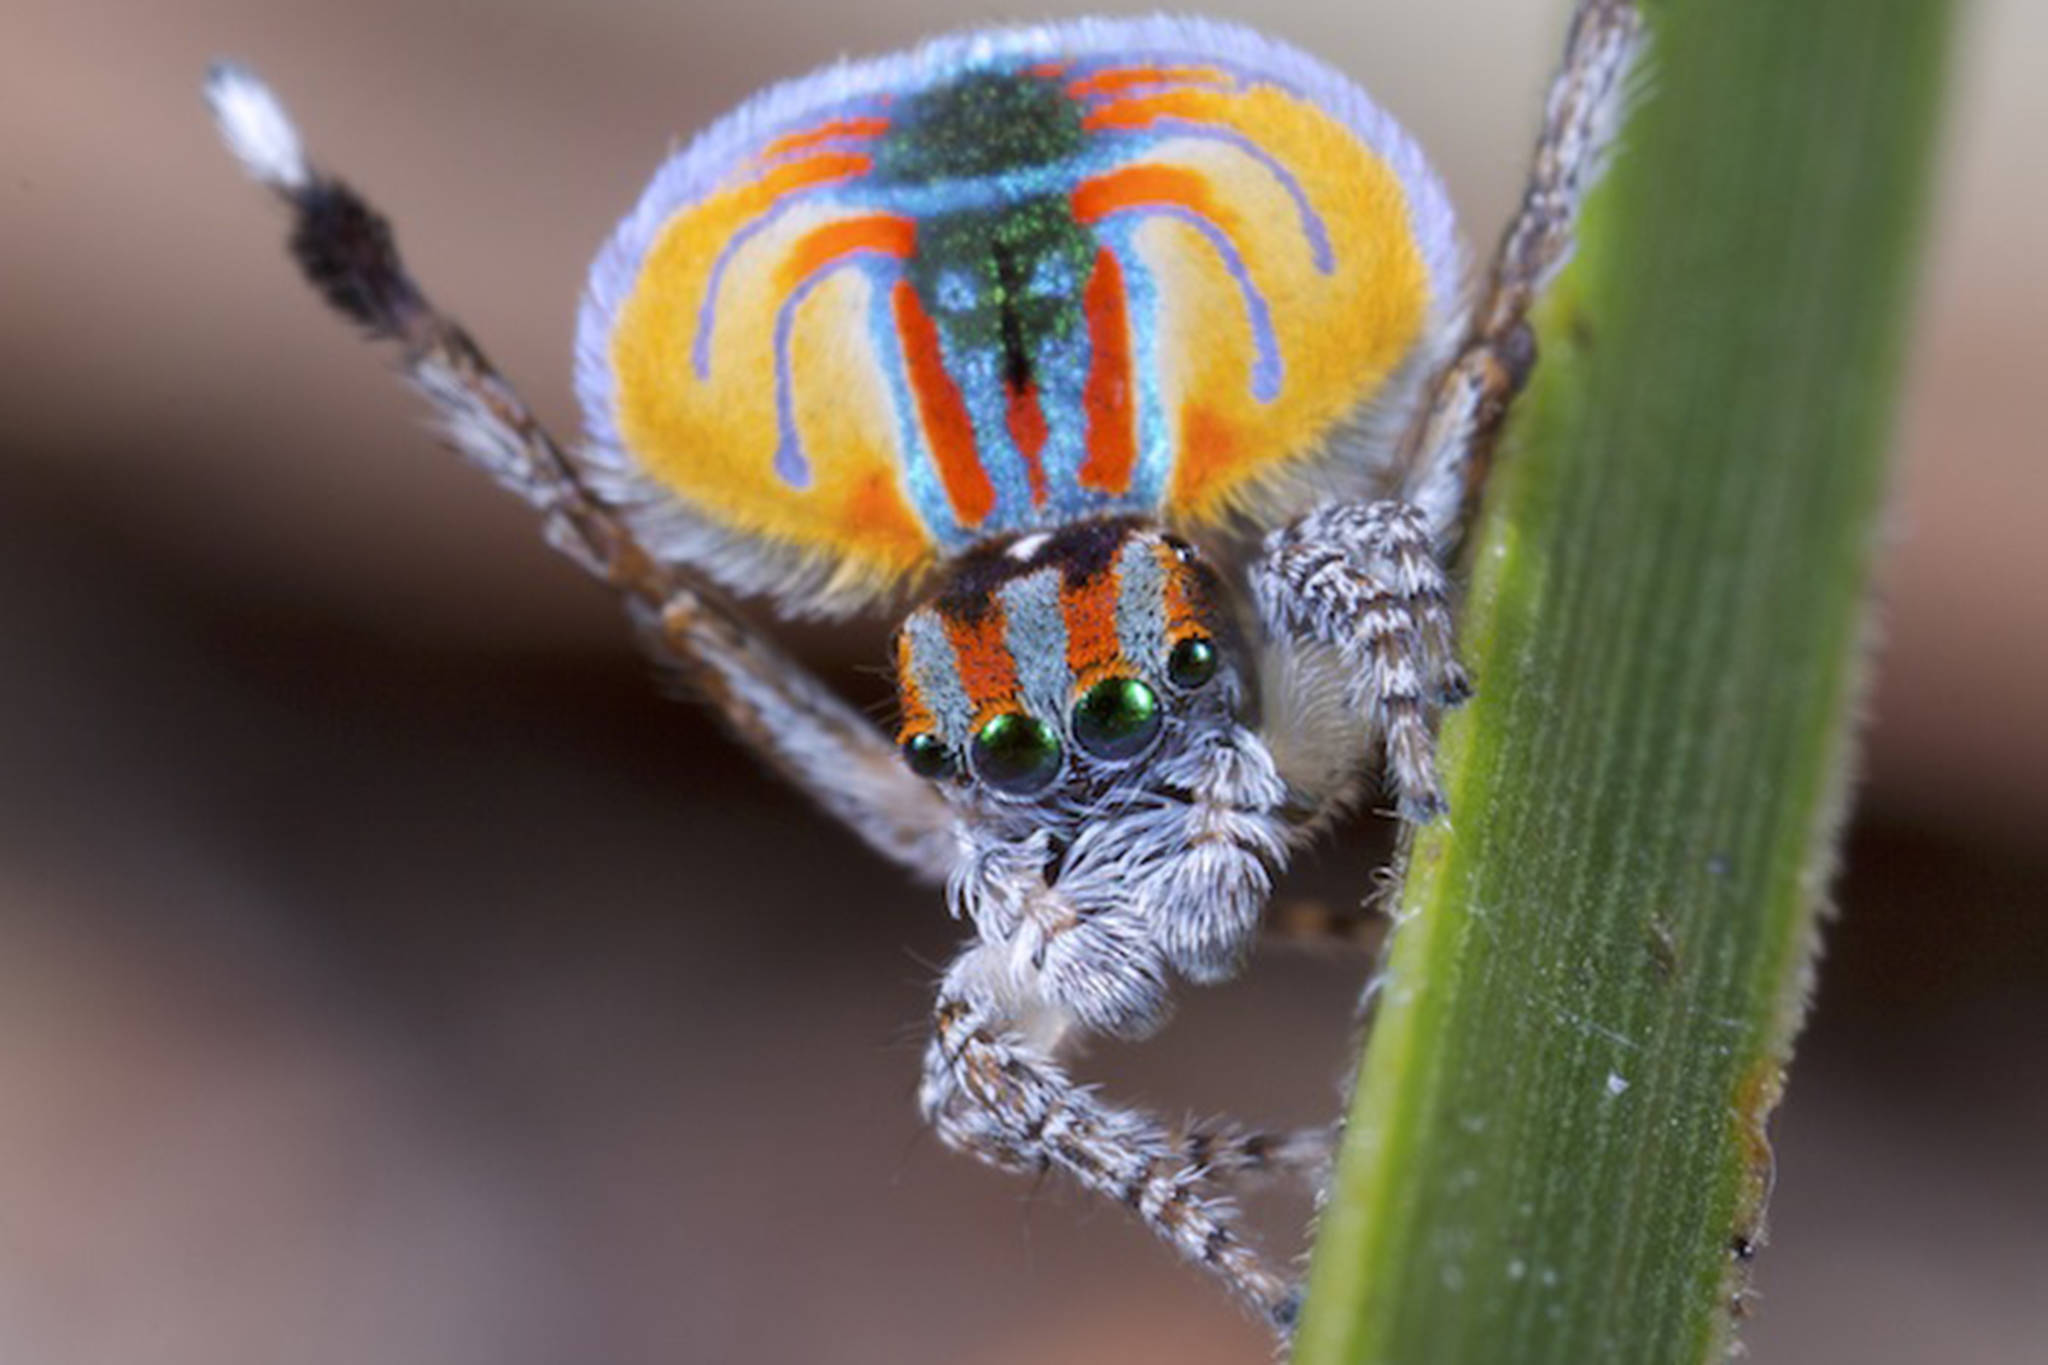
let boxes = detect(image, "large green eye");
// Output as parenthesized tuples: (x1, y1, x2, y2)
(971, 712, 1062, 794)
(1168, 635, 1219, 689)
(1071, 677, 1162, 760)
(901, 732, 955, 780)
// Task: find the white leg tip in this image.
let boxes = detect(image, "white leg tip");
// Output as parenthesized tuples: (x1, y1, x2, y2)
(204, 61, 310, 192)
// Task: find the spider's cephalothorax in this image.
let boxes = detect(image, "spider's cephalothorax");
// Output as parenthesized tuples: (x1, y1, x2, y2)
(209, 1, 1640, 1338)
(895, 517, 1285, 1016)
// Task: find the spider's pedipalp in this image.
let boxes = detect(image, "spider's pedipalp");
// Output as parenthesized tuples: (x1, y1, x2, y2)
(1135, 725, 1293, 983)
(1253, 499, 1465, 821)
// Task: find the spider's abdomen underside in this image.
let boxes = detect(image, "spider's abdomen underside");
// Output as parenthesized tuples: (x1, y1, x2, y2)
(575, 17, 1461, 613)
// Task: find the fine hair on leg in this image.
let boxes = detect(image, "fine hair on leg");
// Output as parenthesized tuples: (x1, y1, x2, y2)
(203, 64, 958, 875)
(1402, 0, 1646, 548)
(1253, 499, 1469, 819)
(1253, 1, 1642, 822)
(920, 942, 1304, 1332)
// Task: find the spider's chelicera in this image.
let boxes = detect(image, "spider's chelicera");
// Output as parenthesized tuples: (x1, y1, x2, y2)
(206, 2, 1639, 1336)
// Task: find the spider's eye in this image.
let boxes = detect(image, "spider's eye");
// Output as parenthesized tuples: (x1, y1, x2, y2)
(1167, 635, 1219, 689)
(971, 712, 1062, 794)
(901, 731, 956, 780)
(1071, 677, 1162, 761)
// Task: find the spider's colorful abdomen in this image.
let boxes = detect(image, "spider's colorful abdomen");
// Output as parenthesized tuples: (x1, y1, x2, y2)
(577, 17, 1461, 614)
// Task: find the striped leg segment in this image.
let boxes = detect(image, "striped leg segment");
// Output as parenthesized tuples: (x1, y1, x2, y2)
(1175, 1120, 1337, 1190)
(1403, 0, 1645, 545)
(1259, 1, 1641, 822)
(1252, 499, 1468, 821)
(921, 954, 1302, 1332)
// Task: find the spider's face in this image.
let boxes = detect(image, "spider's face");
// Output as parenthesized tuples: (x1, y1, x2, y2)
(893, 517, 1244, 819)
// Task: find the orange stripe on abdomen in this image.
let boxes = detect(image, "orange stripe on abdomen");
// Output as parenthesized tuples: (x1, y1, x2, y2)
(1079, 88, 1226, 133)
(1078, 248, 1138, 495)
(776, 214, 915, 292)
(892, 280, 995, 528)
(749, 150, 872, 204)
(1072, 164, 1223, 227)
(757, 117, 890, 163)
(1066, 65, 1228, 100)
(1004, 383, 1050, 506)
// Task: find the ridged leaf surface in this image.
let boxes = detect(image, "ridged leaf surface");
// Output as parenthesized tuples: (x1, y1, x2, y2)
(1293, 2, 1954, 1361)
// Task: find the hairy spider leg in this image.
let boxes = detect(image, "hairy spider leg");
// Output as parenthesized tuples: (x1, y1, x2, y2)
(1249, 0, 1643, 820)
(203, 65, 960, 875)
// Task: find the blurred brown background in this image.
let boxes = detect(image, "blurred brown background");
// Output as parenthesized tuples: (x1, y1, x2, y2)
(4, 1, 2043, 1361)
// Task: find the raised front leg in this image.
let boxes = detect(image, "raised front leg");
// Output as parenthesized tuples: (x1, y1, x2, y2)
(1252, 499, 1468, 821)
(204, 66, 956, 877)
(1250, 2, 1641, 828)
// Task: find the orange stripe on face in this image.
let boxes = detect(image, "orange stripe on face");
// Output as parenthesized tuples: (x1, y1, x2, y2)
(893, 631, 936, 740)
(1004, 384, 1050, 506)
(757, 117, 891, 163)
(1066, 65, 1229, 100)
(942, 605, 1020, 718)
(892, 281, 995, 528)
(775, 214, 915, 293)
(1159, 542, 1208, 641)
(1080, 88, 1229, 133)
(1078, 248, 1137, 495)
(1059, 568, 1127, 688)
(1071, 163, 1225, 228)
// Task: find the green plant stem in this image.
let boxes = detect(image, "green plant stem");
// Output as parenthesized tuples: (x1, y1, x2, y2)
(1293, 2, 1954, 1361)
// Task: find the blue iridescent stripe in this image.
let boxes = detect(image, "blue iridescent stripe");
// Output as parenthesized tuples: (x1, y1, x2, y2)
(1108, 119, 1334, 274)
(770, 250, 902, 487)
(1101, 202, 1281, 403)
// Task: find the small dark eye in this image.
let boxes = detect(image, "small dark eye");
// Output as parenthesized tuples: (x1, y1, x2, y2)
(1167, 636, 1218, 689)
(1072, 677, 1162, 760)
(971, 712, 1062, 794)
(901, 732, 956, 780)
